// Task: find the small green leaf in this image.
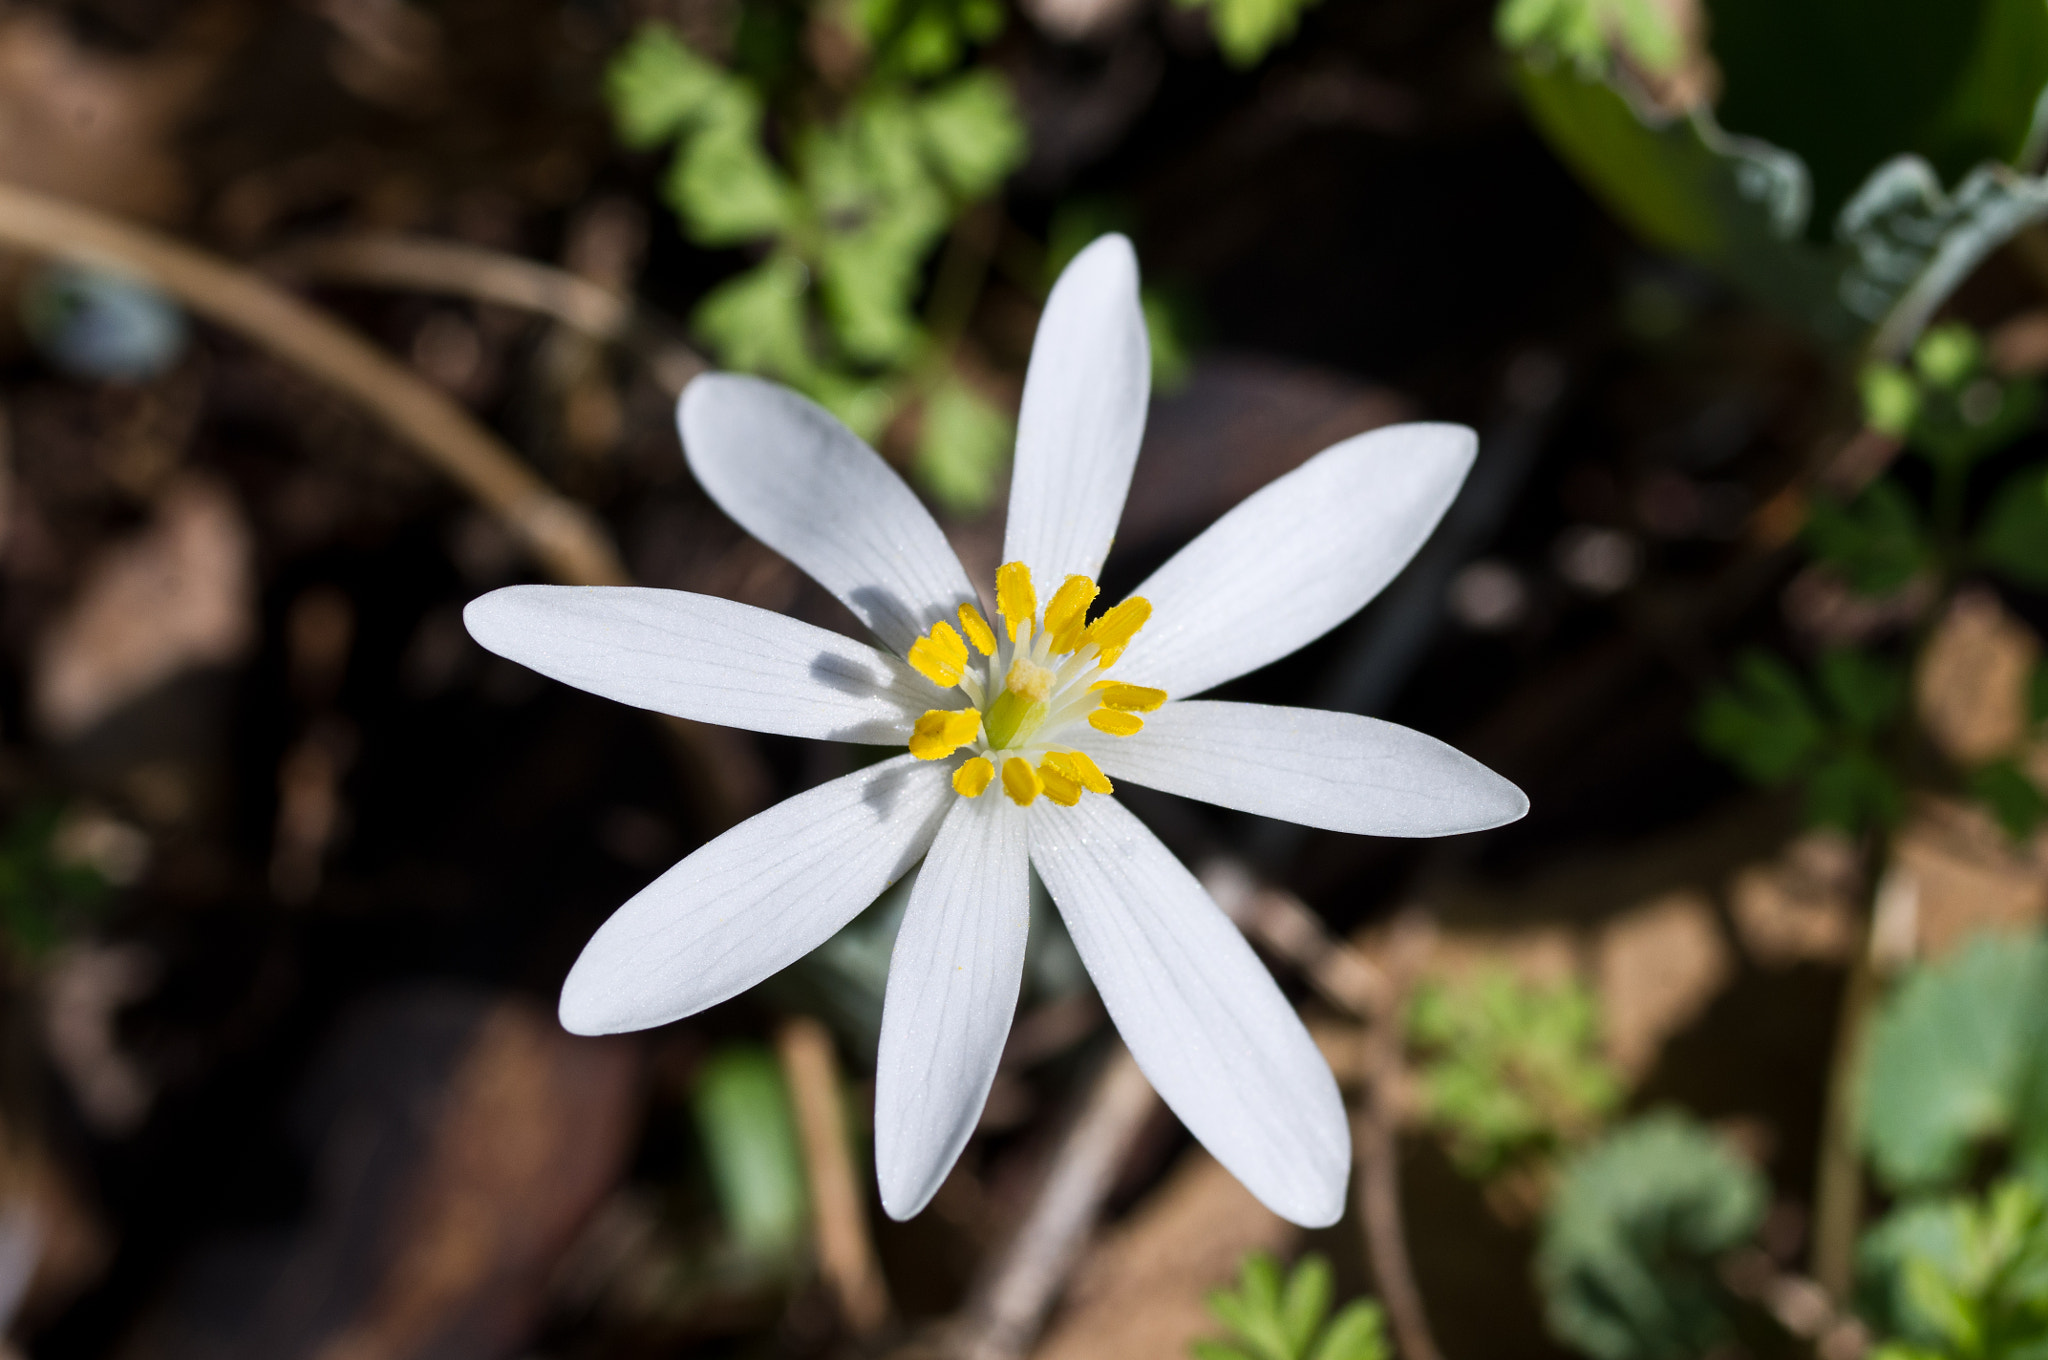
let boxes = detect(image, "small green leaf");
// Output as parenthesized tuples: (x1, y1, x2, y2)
(1192, 1344, 1263, 1360)
(1915, 322, 1984, 391)
(1816, 649, 1906, 734)
(915, 377, 1013, 514)
(917, 71, 1027, 199)
(1307, 1301, 1390, 1360)
(1538, 1112, 1766, 1360)
(1145, 288, 1196, 393)
(1977, 464, 2048, 590)
(1279, 1255, 1334, 1358)
(1497, 0, 1679, 77)
(1805, 749, 1904, 833)
(692, 1044, 808, 1262)
(1861, 933, 2048, 1194)
(662, 88, 795, 245)
(1969, 760, 2048, 842)
(1696, 651, 1825, 785)
(693, 255, 817, 382)
(605, 25, 724, 149)
(1177, 0, 1322, 66)
(1862, 362, 1924, 436)
(1804, 479, 1929, 597)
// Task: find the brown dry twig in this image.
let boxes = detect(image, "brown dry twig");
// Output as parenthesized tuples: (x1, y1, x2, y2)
(950, 1045, 1159, 1360)
(0, 180, 627, 587)
(264, 233, 709, 396)
(776, 1016, 892, 1337)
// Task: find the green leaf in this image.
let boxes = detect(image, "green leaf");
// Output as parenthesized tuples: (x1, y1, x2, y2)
(1145, 288, 1197, 393)
(1858, 1180, 2048, 1358)
(1978, 464, 2048, 590)
(917, 71, 1028, 199)
(915, 377, 1013, 514)
(1307, 1302, 1390, 1360)
(1696, 651, 1826, 785)
(1863, 363, 1924, 436)
(1279, 1255, 1334, 1358)
(662, 87, 795, 245)
(605, 25, 725, 149)
(1538, 1112, 1767, 1360)
(1496, 0, 1679, 77)
(1861, 933, 2048, 1194)
(1192, 1345, 1262, 1360)
(1176, 0, 1322, 66)
(1915, 323, 1984, 391)
(1407, 970, 1622, 1178)
(1804, 480, 1930, 596)
(1816, 649, 1906, 734)
(1805, 749, 1905, 833)
(1970, 760, 2048, 842)
(693, 255, 817, 382)
(692, 1044, 809, 1262)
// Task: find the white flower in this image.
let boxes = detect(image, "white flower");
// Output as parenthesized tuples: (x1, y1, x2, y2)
(463, 235, 1527, 1229)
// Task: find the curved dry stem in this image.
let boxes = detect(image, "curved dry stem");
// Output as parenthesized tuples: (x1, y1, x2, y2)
(0, 180, 628, 587)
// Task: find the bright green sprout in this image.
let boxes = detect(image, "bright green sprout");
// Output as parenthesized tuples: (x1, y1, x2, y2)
(1193, 1252, 1389, 1360)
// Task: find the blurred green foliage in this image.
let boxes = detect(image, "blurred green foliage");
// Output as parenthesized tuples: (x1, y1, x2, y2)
(1537, 1112, 1767, 1360)
(1406, 970, 1624, 1179)
(0, 804, 107, 959)
(1860, 933, 2048, 1196)
(1173, 0, 1323, 67)
(1193, 1252, 1388, 1360)
(607, 17, 1024, 503)
(691, 1044, 809, 1264)
(1696, 648, 1906, 833)
(1501, 1, 2048, 356)
(1862, 1180, 2048, 1360)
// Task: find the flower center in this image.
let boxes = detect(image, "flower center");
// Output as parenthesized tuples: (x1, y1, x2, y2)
(902, 561, 1167, 807)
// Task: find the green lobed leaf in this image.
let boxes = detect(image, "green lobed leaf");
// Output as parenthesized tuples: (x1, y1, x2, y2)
(1859, 1179, 2048, 1359)
(1979, 464, 2048, 590)
(1696, 650, 1826, 785)
(661, 87, 795, 246)
(605, 25, 725, 149)
(916, 71, 1028, 200)
(1538, 1111, 1767, 1360)
(1862, 932, 2048, 1194)
(1280, 1255, 1334, 1359)
(1805, 749, 1904, 834)
(1805, 480, 1930, 596)
(1816, 649, 1907, 734)
(1307, 1302, 1390, 1360)
(693, 255, 818, 383)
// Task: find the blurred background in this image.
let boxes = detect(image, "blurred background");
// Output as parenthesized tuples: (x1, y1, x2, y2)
(0, 0, 2041, 1358)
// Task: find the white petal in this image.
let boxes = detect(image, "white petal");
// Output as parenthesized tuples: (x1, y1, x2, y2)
(1090, 700, 1526, 836)
(1002, 235, 1150, 585)
(1030, 796, 1349, 1226)
(680, 374, 978, 656)
(1113, 422, 1476, 698)
(559, 756, 952, 1034)
(874, 793, 1030, 1219)
(465, 585, 930, 743)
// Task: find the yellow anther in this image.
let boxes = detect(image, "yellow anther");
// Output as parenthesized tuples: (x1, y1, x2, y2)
(953, 756, 995, 798)
(1081, 596, 1152, 667)
(908, 622, 969, 687)
(1038, 763, 1083, 806)
(957, 603, 997, 656)
(1094, 683, 1167, 713)
(1001, 756, 1042, 806)
(1003, 656, 1056, 704)
(996, 561, 1036, 640)
(1044, 750, 1113, 795)
(1088, 709, 1145, 737)
(1043, 575, 1099, 654)
(910, 707, 982, 760)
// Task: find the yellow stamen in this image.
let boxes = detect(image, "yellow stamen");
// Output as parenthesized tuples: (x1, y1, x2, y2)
(1044, 750, 1113, 795)
(957, 603, 997, 656)
(1081, 596, 1152, 667)
(908, 622, 969, 687)
(1043, 575, 1099, 653)
(1093, 682, 1167, 713)
(1038, 763, 1083, 806)
(1004, 656, 1055, 704)
(910, 707, 982, 760)
(953, 756, 995, 797)
(1001, 756, 1042, 806)
(996, 561, 1036, 640)
(1089, 709, 1145, 737)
